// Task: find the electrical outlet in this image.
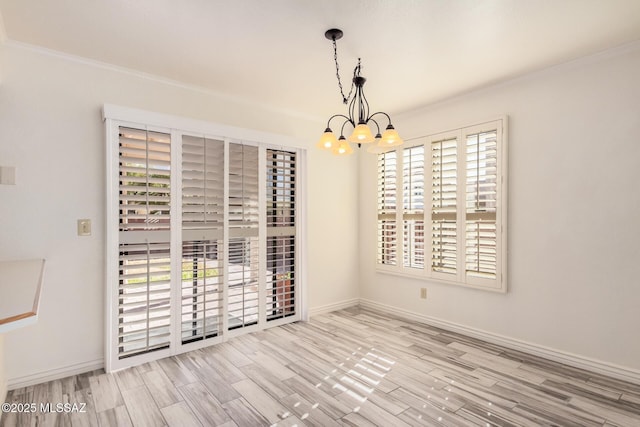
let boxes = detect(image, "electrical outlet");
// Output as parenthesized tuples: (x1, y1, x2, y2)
(420, 288, 427, 299)
(77, 219, 91, 236)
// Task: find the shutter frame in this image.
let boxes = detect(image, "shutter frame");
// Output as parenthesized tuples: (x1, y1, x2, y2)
(375, 117, 507, 293)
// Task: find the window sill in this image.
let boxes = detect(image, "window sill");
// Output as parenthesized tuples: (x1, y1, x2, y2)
(375, 266, 506, 293)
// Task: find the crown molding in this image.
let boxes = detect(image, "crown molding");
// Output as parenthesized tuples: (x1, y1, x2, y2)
(2, 39, 324, 124)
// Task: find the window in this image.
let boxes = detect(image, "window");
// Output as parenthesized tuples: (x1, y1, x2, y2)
(105, 106, 304, 371)
(376, 118, 507, 292)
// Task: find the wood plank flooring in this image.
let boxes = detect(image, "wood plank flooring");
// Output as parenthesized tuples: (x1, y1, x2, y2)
(2, 306, 639, 426)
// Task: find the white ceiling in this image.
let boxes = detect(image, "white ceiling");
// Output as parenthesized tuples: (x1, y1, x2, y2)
(1, 0, 640, 120)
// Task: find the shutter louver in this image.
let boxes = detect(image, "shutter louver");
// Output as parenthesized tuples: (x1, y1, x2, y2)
(266, 150, 296, 321)
(377, 151, 397, 265)
(227, 143, 259, 330)
(266, 236, 295, 320)
(403, 146, 425, 269)
(118, 242, 171, 358)
(119, 127, 171, 232)
(181, 136, 224, 234)
(229, 144, 259, 231)
(466, 131, 498, 279)
(431, 137, 457, 275)
(228, 237, 259, 329)
(180, 240, 222, 343)
(266, 150, 295, 228)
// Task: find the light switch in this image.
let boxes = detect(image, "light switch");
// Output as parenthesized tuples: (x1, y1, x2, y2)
(77, 219, 91, 236)
(0, 166, 16, 185)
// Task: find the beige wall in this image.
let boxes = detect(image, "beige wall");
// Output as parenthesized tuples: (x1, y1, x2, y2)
(359, 42, 640, 371)
(0, 42, 360, 386)
(4, 33, 638, 388)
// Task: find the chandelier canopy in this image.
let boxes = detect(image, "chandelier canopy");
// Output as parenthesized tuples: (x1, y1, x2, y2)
(317, 28, 403, 155)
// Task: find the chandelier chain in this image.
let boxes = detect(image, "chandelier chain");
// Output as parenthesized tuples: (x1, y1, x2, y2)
(332, 38, 357, 105)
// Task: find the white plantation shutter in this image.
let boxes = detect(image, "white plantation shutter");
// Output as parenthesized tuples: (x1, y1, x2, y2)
(227, 237, 259, 329)
(117, 127, 172, 359)
(118, 242, 171, 358)
(180, 136, 225, 344)
(465, 129, 498, 282)
(266, 150, 296, 321)
(106, 106, 304, 371)
(119, 127, 171, 231)
(266, 150, 296, 228)
(375, 118, 506, 292)
(181, 240, 223, 343)
(377, 151, 397, 265)
(229, 144, 259, 230)
(266, 236, 295, 319)
(227, 143, 260, 329)
(403, 146, 425, 269)
(430, 136, 458, 276)
(181, 136, 224, 231)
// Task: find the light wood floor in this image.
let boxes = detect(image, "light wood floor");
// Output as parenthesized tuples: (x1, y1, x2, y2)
(2, 306, 640, 426)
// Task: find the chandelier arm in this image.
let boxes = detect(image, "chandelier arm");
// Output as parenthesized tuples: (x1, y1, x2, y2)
(340, 119, 353, 138)
(368, 117, 382, 135)
(348, 90, 358, 125)
(326, 114, 352, 129)
(368, 111, 393, 126)
(359, 85, 370, 124)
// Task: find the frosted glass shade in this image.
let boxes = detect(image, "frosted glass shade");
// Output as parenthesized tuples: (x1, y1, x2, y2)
(348, 123, 375, 144)
(316, 129, 338, 150)
(332, 138, 353, 155)
(378, 126, 403, 147)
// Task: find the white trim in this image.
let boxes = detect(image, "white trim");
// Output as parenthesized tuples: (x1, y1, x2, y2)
(4, 40, 322, 123)
(392, 40, 640, 120)
(103, 104, 306, 149)
(8, 297, 640, 388)
(104, 119, 118, 373)
(7, 358, 104, 390)
(359, 298, 640, 386)
(258, 145, 268, 328)
(222, 139, 231, 335)
(170, 129, 182, 355)
(298, 149, 309, 322)
(308, 299, 360, 317)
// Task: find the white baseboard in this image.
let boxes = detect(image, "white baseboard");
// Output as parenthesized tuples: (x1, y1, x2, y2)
(309, 298, 360, 317)
(7, 358, 104, 390)
(7, 298, 358, 389)
(359, 298, 640, 386)
(6, 298, 360, 390)
(8, 298, 638, 389)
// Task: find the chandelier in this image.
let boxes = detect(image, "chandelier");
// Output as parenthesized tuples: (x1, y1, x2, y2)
(316, 28, 403, 155)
